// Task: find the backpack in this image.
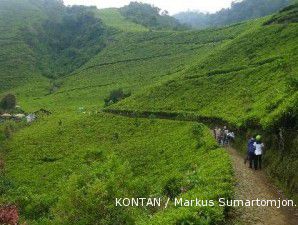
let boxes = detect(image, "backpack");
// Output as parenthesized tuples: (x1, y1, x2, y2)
(247, 139, 255, 153)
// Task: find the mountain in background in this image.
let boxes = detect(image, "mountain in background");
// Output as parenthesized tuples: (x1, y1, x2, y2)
(174, 0, 295, 29)
(0, 0, 297, 224)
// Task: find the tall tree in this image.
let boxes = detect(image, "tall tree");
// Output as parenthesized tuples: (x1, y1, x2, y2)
(0, 94, 16, 110)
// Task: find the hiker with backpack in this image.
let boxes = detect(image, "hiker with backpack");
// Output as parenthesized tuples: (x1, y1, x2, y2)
(253, 135, 265, 170)
(246, 135, 256, 168)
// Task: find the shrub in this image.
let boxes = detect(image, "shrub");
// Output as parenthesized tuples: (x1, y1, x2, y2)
(163, 177, 182, 200)
(192, 123, 205, 148)
(84, 150, 103, 165)
(4, 124, 13, 139)
(52, 156, 135, 225)
(104, 89, 131, 106)
(0, 94, 16, 111)
(23, 194, 56, 220)
(286, 76, 298, 92)
(176, 214, 211, 225)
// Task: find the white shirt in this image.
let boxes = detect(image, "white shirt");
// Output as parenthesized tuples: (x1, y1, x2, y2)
(253, 142, 264, 155)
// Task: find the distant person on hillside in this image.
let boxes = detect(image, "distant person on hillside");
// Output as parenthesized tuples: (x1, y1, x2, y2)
(213, 127, 220, 144)
(219, 128, 225, 145)
(246, 136, 256, 168)
(254, 135, 265, 170)
(223, 126, 229, 145)
(227, 131, 235, 145)
(215, 127, 221, 145)
(213, 127, 217, 139)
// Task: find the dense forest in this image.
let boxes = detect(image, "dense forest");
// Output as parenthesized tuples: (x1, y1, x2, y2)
(24, 1, 108, 78)
(175, 0, 295, 28)
(120, 2, 187, 30)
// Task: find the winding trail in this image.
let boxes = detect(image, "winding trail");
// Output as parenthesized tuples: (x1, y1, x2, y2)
(226, 146, 298, 225)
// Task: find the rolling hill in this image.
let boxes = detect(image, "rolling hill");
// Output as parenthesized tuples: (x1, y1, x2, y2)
(0, 0, 297, 224)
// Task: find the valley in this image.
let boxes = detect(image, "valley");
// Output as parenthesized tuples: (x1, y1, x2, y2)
(0, 0, 297, 224)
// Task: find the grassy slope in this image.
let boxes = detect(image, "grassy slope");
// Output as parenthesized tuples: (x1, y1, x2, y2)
(0, 4, 236, 224)
(0, 0, 50, 96)
(106, 9, 298, 202)
(1, 3, 297, 224)
(2, 113, 232, 224)
(21, 22, 252, 112)
(97, 8, 148, 32)
(110, 15, 298, 128)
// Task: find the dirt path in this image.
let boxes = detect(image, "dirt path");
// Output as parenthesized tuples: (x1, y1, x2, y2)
(226, 146, 298, 225)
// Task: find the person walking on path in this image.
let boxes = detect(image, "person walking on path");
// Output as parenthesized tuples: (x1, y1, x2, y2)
(254, 135, 265, 170)
(247, 136, 256, 168)
(223, 126, 229, 145)
(227, 131, 235, 146)
(215, 127, 222, 145)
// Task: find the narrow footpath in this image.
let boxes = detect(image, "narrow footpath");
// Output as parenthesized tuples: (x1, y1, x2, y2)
(226, 146, 298, 225)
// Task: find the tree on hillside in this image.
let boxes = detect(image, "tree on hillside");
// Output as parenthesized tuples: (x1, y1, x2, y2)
(120, 2, 186, 30)
(0, 94, 16, 111)
(104, 89, 131, 106)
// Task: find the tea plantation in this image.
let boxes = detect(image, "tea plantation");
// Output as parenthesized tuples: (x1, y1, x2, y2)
(0, 0, 297, 224)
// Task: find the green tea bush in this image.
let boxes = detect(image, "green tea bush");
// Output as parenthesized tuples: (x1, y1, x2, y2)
(163, 177, 183, 200)
(0, 94, 16, 111)
(104, 89, 131, 106)
(52, 156, 135, 225)
(2, 113, 233, 224)
(192, 123, 205, 148)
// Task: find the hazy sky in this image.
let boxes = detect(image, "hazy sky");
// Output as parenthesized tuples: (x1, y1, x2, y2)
(63, 0, 235, 15)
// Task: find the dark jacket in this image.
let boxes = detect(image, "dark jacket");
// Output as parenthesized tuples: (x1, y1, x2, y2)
(247, 138, 255, 155)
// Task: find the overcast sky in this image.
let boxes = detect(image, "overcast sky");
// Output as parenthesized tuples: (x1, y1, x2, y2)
(63, 0, 235, 15)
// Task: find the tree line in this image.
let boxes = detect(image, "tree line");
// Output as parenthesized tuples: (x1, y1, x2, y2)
(174, 0, 295, 29)
(120, 2, 187, 30)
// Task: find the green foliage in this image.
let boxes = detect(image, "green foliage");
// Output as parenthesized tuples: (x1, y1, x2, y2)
(192, 123, 206, 149)
(104, 89, 131, 106)
(286, 76, 298, 91)
(2, 113, 232, 224)
(0, 94, 16, 111)
(111, 15, 298, 129)
(120, 2, 186, 30)
(23, 4, 107, 78)
(264, 3, 298, 25)
(163, 177, 183, 200)
(97, 8, 148, 32)
(52, 156, 135, 225)
(0, 1, 297, 224)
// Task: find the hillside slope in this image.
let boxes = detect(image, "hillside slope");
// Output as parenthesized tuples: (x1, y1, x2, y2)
(1, 113, 233, 224)
(107, 6, 298, 202)
(110, 6, 298, 128)
(0, 0, 50, 94)
(97, 8, 148, 32)
(0, 1, 297, 224)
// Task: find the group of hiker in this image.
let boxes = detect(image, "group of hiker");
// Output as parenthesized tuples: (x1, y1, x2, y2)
(213, 126, 235, 146)
(213, 126, 265, 170)
(246, 135, 265, 170)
